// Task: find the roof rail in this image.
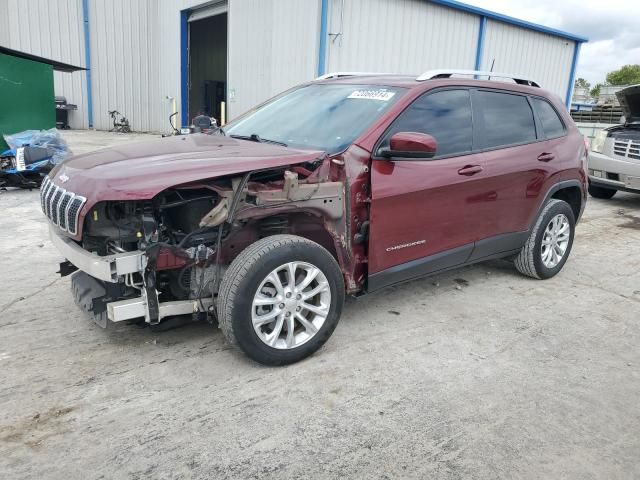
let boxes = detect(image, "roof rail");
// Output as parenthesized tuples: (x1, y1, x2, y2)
(416, 69, 541, 87)
(315, 71, 391, 80)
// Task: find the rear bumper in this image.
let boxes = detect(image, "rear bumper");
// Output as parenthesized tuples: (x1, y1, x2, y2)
(49, 225, 146, 283)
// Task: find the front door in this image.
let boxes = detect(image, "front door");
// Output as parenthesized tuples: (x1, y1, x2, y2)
(368, 88, 491, 288)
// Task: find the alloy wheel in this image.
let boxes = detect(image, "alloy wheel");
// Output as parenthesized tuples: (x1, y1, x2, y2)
(251, 261, 331, 349)
(541, 213, 571, 269)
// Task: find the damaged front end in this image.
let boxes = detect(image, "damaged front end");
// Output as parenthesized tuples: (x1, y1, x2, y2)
(50, 159, 353, 327)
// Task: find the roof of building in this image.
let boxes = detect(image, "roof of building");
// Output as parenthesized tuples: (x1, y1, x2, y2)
(428, 0, 588, 43)
(0, 45, 85, 72)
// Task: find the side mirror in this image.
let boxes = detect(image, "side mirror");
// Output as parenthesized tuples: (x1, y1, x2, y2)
(379, 132, 437, 160)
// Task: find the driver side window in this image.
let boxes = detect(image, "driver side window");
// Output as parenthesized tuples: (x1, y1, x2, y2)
(380, 89, 473, 157)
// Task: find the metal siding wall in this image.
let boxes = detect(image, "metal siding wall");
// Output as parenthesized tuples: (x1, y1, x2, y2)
(481, 20, 575, 101)
(88, 0, 181, 132)
(325, 0, 479, 74)
(0, 2, 10, 46)
(2, 0, 88, 129)
(2, 0, 581, 131)
(227, 0, 320, 119)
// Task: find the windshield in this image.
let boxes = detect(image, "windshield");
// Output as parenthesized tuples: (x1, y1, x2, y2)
(224, 84, 405, 153)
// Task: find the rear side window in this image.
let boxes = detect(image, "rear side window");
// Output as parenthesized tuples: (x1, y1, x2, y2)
(532, 97, 566, 138)
(475, 91, 536, 149)
(381, 89, 473, 157)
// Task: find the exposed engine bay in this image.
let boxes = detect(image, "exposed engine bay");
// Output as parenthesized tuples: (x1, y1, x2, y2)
(67, 163, 347, 326)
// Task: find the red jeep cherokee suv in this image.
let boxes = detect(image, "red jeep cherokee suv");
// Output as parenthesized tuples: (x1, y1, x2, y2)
(43, 70, 587, 365)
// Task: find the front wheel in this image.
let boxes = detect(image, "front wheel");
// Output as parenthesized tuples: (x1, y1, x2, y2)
(514, 199, 575, 279)
(217, 235, 345, 365)
(588, 183, 617, 199)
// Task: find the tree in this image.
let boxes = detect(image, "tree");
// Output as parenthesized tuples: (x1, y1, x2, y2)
(605, 65, 640, 86)
(574, 78, 590, 89)
(590, 83, 603, 98)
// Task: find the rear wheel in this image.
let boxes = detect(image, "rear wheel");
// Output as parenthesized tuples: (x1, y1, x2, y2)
(217, 235, 345, 365)
(588, 183, 617, 199)
(514, 199, 575, 279)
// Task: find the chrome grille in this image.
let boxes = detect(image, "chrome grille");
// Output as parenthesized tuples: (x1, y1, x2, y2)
(39, 178, 87, 235)
(614, 139, 640, 161)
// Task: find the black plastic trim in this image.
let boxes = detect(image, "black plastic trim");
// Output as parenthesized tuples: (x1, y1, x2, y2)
(534, 179, 585, 224)
(366, 231, 532, 294)
(57, 260, 78, 277)
(367, 243, 473, 293)
(468, 231, 530, 262)
(590, 178, 640, 195)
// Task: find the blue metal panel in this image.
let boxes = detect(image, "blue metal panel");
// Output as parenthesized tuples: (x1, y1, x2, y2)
(82, 0, 93, 128)
(180, 10, 189, 127)
(317, 0, 328, 76)
(565, 41, 581, 108)
(428, 0, 588, 43)
(474, 16, 486, 71)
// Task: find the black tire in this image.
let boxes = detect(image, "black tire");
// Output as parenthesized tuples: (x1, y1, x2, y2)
(217, 235, 345, 366)
(514, 199, 575, 280)
(71, 271, 109, 328)
(588, 183, 617, 199)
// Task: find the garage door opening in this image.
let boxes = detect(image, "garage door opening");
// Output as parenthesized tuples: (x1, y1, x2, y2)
(188, 11, 227, 126)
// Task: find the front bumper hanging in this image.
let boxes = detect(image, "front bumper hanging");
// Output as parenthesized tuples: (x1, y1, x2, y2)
(51, 226, 212, 324)
(50, 225, 146, 283)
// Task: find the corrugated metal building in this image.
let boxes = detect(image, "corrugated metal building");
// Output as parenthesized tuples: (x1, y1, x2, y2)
(0, 0, 587, 133)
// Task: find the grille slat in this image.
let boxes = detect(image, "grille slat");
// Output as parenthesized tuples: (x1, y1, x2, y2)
(40, 178, 51, 213)
(50, 189, 64, 225)
(614, 139, 640, 161)
(66, 197, 85, 235)
(39, 179, 86, 235)
(58, 193, 73, 229)
(45, 184, 57, 217)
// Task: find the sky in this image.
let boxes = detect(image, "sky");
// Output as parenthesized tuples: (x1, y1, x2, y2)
(460, 0, 640, 86)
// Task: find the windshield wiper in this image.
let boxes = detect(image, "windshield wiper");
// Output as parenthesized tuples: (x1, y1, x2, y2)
(230, 133, 287, 147)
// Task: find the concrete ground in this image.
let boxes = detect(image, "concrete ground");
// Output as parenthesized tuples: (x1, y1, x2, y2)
(1, 130, 639, 479)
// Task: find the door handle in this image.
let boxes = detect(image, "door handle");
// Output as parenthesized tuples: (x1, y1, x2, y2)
(537, 152, 555, 162)
(458, 165, 483, 176)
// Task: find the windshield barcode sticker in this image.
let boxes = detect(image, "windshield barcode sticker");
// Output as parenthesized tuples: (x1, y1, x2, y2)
(347, 90, 396, 101)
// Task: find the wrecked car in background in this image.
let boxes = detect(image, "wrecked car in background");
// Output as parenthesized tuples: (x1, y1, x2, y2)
(588, 84, 640, 198)
(43, 70, 587, 365)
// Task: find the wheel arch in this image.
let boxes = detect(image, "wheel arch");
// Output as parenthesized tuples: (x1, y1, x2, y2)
(222, 210, 346, 277)
(534, 180, 585, 228)
(551, 184, 583, 221)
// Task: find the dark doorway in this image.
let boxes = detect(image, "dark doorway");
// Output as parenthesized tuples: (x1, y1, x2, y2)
(188, 13, 227, 126)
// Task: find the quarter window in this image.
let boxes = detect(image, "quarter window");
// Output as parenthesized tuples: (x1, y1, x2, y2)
(475, 91, 537, 149)
(532, 97, 566, 138)
(381, 89, 473, 157)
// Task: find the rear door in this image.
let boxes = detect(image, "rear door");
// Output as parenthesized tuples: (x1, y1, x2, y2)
(471, 89, 550, 236)
(368, 88, 489, 281)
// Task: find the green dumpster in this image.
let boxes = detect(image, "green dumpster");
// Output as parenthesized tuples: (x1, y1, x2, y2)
(0, 46, 84, 150)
